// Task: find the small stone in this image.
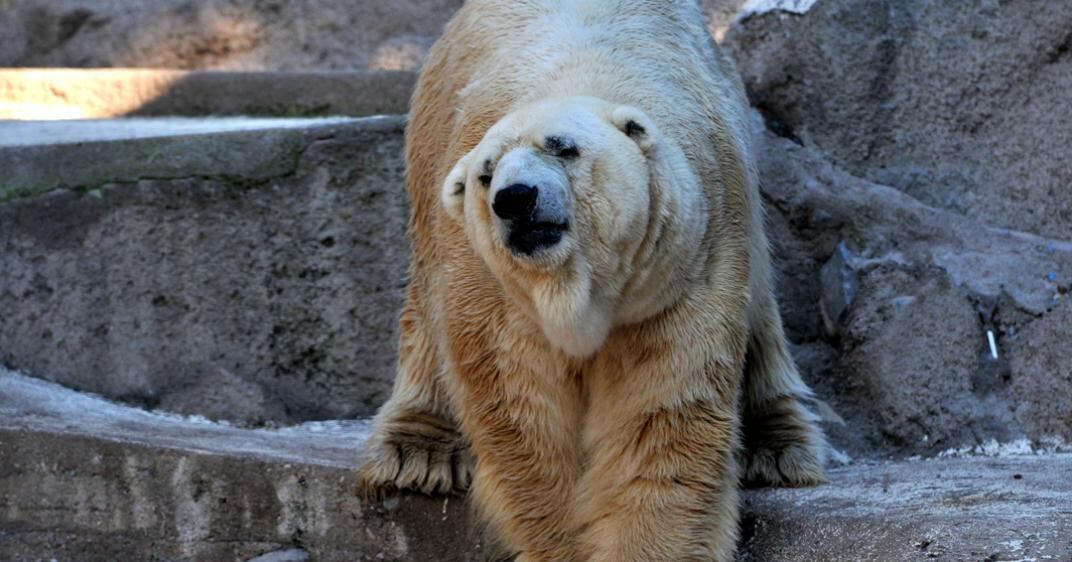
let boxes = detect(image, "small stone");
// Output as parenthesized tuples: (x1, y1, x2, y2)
(246, 548, 309, 562)
(819, 242, 860, 338)
(891, 296, 916, 312)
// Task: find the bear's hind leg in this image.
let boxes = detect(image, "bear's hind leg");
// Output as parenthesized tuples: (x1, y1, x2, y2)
(740, 277, 827, 487)
(358, 290, 472, 496)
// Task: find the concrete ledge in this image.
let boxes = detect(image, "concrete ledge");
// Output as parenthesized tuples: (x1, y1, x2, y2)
(0, 370, 490, 562)
(0, 69, 416, 119)
(0, 116, 388, 199)
(3, 370, 1069, 561)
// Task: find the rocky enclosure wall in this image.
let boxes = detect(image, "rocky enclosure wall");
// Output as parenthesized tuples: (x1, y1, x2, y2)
(1, 0, 1070, 460)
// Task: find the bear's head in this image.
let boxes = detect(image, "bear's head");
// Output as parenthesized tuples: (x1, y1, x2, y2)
(442, 96, 707, 357)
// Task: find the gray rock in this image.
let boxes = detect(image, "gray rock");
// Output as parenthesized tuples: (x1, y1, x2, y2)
(0, 369, 495, 562)
(246, 548, 309, 562)
(756, 114, 1072, 456)
(818, 241, 859, 337)
(1, 0, 1069, 465)
(1008, 300, 1072, 438)
(3, 111, 1071, 456)
(725, 2, 1072, 455)
(726, 0, 1072, 240)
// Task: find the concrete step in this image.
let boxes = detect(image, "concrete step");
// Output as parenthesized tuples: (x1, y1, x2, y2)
(0, 69, 416, 119)
(0, 368, 487, 562)
(2, 368, 1069, 561)
(1, 116, 411, 425)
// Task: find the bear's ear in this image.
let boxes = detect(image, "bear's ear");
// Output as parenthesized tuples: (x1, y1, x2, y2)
(441, 157, 469, 222)
(611, 106, 658, 152)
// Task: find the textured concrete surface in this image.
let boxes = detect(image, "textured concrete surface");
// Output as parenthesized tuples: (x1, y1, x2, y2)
(2, 0, 1072, 456)
(0, 69, 416, 119)
(718, 0, 1072, 460)
(740, 453, 1072, 561)
(0, 370, 493, 562)
(3, 369, 1069, 562)
(1, 116, 411, 424)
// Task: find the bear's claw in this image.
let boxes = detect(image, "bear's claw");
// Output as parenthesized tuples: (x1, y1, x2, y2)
(741, 395, 827, 488)
(358, 409, 473, 497)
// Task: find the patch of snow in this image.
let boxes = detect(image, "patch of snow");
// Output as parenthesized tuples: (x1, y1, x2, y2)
(273, 419, 373, 441)
(0, 366, 372, 468)
(938, 438, 1071, 458)
(0, 117, 361, 147)
(737, 0, 819, 20)
(827, 447, 852, 467)
(0, 366, 234, 428)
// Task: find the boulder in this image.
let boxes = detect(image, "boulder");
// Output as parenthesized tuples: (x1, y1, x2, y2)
(756, 114, 1072, 457)
(726, 0, 1072, 240)
(725, 0, 1072, 457)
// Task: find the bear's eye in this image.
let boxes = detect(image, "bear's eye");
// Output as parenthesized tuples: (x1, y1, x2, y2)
(479, 159, 493, 187)
(545, 135, 580, 159)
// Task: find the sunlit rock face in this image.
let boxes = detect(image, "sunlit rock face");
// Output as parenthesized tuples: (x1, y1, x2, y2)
(0, 0, 465, 71)
(0, 0, 752, 70)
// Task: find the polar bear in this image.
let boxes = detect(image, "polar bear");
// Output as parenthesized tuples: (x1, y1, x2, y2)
(358, 1, 826, 560)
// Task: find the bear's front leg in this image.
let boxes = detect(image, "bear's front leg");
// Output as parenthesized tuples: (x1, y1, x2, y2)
(446, 318, 586, 562)
(359, 293, 473, 496)
(575, 326, 744, 562)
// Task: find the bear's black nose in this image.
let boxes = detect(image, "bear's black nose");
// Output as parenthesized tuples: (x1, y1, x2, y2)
(492, 183, 538, 221)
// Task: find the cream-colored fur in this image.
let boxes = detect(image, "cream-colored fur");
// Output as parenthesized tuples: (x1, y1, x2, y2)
(359, 1, 826, 560)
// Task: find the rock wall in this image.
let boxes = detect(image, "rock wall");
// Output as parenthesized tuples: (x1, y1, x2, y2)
(754, 119, 1071, 457)
(726, 0, 1072, 240)
(724, 0, 1072, 457)
(0, 0, 747, 71)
